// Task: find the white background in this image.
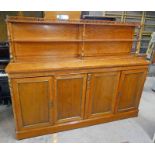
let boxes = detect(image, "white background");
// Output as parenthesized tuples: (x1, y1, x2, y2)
(0, 0, 155, 154)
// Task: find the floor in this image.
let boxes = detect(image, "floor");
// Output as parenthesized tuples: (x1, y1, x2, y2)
(0, 77, 155, 143)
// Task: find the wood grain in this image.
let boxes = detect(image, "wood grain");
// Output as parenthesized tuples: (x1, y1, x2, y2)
(6, 16, 139, 62)
(54, 74, 87, 123)
(6, 56, 149, 73)
(85, 72, 120, 118)
(85, 25, 134, 40)
(117, 69, 147, 112)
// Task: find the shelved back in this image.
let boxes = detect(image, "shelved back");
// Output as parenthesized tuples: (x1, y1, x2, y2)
(7, 16, 139, 62)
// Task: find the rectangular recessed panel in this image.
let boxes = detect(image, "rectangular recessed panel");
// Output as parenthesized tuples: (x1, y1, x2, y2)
(118, 70, 146, 112)
(84, 42, 132, 56)
(56, 78, 83, 120)
(85, 25, 134, 39)
(14, 42, 80, 57)
(91, 73, 119, 114)
(12, 23, 80, 40)
(18, 81, 49, 126)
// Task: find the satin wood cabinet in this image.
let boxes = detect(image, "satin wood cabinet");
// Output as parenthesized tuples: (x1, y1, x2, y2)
(6, 16, 149, 139)
(11, 69, 147, 131)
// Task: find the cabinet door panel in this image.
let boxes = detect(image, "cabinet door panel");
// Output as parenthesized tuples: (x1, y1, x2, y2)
(117, 69, 147, 112)
(54, 74, 87, 123)
(86, 72, 120, 118)
(12, 77, 53, 129)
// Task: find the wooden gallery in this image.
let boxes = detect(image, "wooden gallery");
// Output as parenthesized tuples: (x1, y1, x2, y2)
(5, 16, 149, 139)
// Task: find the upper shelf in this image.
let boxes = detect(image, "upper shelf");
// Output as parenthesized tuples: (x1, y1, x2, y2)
(10, 39, 138, 42)
(7, 16, 138, 63)
(6, 16, 140, 27)
(11, 39, 83, 42)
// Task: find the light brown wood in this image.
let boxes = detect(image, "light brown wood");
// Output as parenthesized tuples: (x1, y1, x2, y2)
(12, 77, 54, 130)
(85, 72, 120, 118)
(16, 109, 138, 139)
(54, 74, 87, 123)
(44, 11, 81, 20)
(85, 25, 134, 40)
(6, 16, 149, 139)
(117, 69, 147, 112)
(6, 16, 139, 62)
(6, 56, 149, 73)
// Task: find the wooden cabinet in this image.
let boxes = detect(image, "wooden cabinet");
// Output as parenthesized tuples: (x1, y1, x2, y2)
(117, 69, 147, 112)
(6, 16, 149, 139)
(12, 77, 54, 129)
(54, 74, 87, 123)
(12, 74, 87, 129)
(85, 72, 120, 118)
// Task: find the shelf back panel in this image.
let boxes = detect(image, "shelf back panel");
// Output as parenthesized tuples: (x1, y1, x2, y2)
(85, 25, 134, 39)
(84, 42, 132, 57)
(7, 17, 137, 62)
(14, 42, 81, 62)
(11, 23, 81, 40)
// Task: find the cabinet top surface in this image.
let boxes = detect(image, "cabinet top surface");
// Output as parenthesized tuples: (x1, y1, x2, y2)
(6, 56, 149, 74)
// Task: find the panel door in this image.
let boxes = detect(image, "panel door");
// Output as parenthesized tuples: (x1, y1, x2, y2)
(117, 69, 147, 112)
(12, 77, 53, 130)
(85, 72, 120, 118)
(54, 74, 87, 123)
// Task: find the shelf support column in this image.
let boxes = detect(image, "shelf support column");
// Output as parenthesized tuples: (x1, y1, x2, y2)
(136, 11, 146, 54)
(81, 24, 85, 59)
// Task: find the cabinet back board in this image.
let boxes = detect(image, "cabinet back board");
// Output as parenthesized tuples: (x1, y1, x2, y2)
(7, 16, 139, 62)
